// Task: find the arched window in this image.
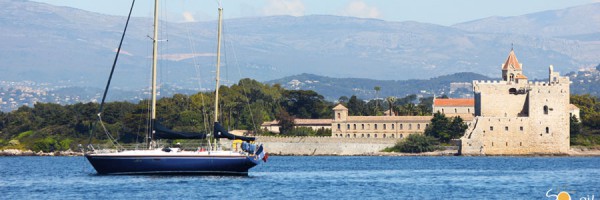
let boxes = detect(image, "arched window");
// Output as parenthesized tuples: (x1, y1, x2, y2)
(337, 124, 341, 130)
(400, 124, 403, 130)
(353, 134, 357, 138)
(544, 105, 549, 115)
(367, 134, 371, 138)
(392, 124, 395, 129)
(354, 124, 357, 130)
(417, 124, 421, 130)
(347, 124, 350, 130)
(374, 134, 378, 138)
(455, 108, 457, 113)
(383, 134, 386, 138)
(509, 88, 517, 94)
(409, 124, 412, 130)
(337, 113, 341, 119)
(546, 127, 549, 134)
(362, 124, 365, 130)
(374, 124, 378, 130)
(383, 124, 386, 130)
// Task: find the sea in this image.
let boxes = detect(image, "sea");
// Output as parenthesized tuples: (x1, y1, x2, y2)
(0, 156, 598, 199)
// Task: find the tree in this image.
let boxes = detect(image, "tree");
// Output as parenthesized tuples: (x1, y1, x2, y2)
(276, 109, 295, 135)
(374, 86, 381, 112)
(384, 134, 439, 153)
(424, 112, 466, 143)
(425, 112, 450, 142)
(386, 96, 396, 115)
(448, 116, 468, 140)
(347, 95, 367, 116)
(338, 96, 349, 104)
(570, 115, 582, 139)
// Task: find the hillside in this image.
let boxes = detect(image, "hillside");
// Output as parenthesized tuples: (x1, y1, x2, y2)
(0, 0, 598, 90)
(266, 72, 490, 100)
(452, 3, 600, 37)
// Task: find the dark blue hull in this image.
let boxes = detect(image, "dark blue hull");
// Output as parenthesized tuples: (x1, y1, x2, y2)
(85, 154, 260, 175)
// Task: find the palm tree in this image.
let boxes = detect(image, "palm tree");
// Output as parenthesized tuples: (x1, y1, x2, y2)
(374, 86, 381, 113)
(386, 96, 396, 116)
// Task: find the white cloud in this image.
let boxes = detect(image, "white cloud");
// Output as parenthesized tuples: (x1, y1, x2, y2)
(262, 0, 305, 16)
(182, 11, 195, 22)
(340, 0, 381, 19)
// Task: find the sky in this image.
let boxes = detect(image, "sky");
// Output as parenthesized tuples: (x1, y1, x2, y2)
(32, 0, 597, 25)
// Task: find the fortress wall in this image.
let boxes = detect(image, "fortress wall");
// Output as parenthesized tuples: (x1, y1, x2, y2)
(221, 136, 397, 155)
(474, 83, 528, 117)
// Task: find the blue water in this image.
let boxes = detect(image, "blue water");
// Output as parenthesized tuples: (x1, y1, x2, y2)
(0, 156, 598, 199)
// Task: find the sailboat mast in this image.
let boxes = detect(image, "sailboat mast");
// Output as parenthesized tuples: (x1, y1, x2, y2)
(213, 7, 223, 123)
(150, 0, 159, 146)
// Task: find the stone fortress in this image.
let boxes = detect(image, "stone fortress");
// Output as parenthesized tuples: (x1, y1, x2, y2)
(460, 50, 573, 155)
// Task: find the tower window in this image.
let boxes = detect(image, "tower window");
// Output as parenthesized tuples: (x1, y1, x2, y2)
(546, 127, 549, 134)
(337, 113, 341, 119)
(505, 126, 508, 131)
(490, 126, 494, 131)
(544, 105, 549, 115)
(520, 126, 523, 131)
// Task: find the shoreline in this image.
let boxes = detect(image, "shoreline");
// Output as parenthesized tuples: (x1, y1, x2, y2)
(2, 147, 600, 157)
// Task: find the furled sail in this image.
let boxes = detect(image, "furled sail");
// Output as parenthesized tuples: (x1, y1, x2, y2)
(153, 121, 207, 139)
(213, 122, 256, 142)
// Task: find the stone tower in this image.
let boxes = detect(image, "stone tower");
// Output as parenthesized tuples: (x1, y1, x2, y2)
(461, 50, 570, 155)
(333, 104, 348, 122)
(501, 50, 528, 84)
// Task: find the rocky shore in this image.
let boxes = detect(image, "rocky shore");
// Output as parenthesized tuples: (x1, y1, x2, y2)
(0, 149, 83, 156)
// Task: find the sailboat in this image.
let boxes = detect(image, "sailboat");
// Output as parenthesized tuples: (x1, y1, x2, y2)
(84, 0, 267, 175)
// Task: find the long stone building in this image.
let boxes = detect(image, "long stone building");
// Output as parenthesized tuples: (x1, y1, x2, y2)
(331, 104, 431, 139)
(460, 50, 572, 155)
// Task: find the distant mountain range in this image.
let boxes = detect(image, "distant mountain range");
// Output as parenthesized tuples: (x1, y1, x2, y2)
(266, 72, 489, 100)
(0, 0, 598, 90)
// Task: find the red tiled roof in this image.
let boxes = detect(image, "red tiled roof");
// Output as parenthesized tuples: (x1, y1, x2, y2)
(502, 50, 522, 70)
(515, 74, 528, 79)
(433, 98, 474, 107)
